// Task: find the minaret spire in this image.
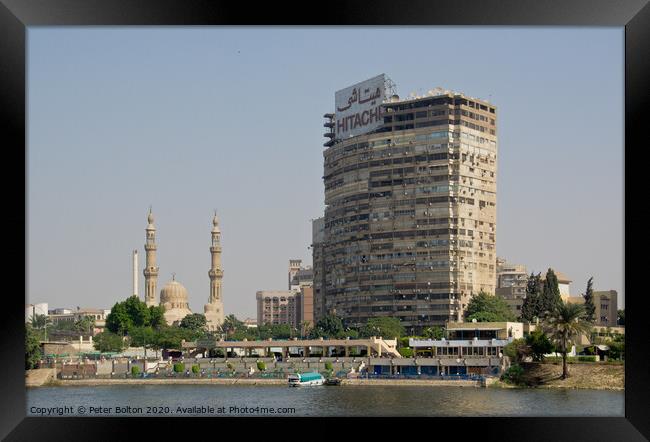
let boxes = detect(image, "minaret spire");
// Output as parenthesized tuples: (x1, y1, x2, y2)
(143, 208, 159, 306)
(205, 211, 224, 330)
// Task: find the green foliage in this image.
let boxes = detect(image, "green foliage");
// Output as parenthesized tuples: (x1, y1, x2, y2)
(525, 329, 554, 362)
(25, 324, 42, 369)
(221, 314, 245, 336)
(503, 338, 529, 363)
(173, 363, 185, 373)
(543, 301, 592, 378)
(192, 364, 200, 374)
(179, 313, 207, 332)
(131, 365, 140, 375)
(583, 277, 596, 323)
(154, 325, 197, 350)
(31, 314, 52, 331)
(324, 361, 333, 370)
(608, 339, 625, 360)
(521, 272, 543, 322)
(539, 269, 562, 317)
(399, 347, 413, 358)
(423, 326, 444, 339)
(465, 291, 516, 322)
(149, 305, 166, 328)
(128, 326, 156, 351)
(257, 361, 267, 371)
(226, 362, 234, 370)
(73, 316, 95, 334)
(501, 364, 524, 384)
(359, 317, 405, 339)
(577, 355, 598, 362)
(617, 309, 625, 326)
(399, 337, 410, 348)
(311, 314, 344, 339)
(93, 331, 127, 353)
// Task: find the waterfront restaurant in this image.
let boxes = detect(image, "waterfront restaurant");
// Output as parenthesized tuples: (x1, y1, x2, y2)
(406, 337, 510, 375)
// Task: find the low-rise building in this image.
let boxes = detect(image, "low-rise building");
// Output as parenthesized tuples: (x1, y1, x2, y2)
(446, 321, 524, 340)
(495, 258, 528, 318)
(563, 290, 618, 327)
(25, 303, 48, 322)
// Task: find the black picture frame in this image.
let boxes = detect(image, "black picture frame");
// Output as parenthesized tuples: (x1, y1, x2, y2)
(2, 0, 647, 439)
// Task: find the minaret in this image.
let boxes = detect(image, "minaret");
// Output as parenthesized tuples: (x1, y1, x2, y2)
(143, 208, 159, 307)
(132, 249, 139, 297)
(204, 211, 224, 329)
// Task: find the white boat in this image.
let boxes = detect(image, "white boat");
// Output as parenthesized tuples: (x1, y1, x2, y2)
(288, 372, 324, 387)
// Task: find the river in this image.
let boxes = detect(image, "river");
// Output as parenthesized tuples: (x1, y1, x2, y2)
(26, 385, 624, 417)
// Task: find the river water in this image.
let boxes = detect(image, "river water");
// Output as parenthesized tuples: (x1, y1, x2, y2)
(27, 385, 624, 417)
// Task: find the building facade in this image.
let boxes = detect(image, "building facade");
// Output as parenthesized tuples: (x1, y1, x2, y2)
(256, 290, 299, 328)
(495, 258, 528, 318)
(311, 217, 327, 323)
(320, 77, 498, 334)
(564, 290, 618, 327)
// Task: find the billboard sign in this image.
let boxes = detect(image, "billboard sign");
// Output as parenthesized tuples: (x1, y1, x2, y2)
(335, 74, 386, 140)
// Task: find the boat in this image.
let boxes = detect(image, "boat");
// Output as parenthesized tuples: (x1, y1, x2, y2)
(288, 372, 324, 387)
(324, 378, 341, 386)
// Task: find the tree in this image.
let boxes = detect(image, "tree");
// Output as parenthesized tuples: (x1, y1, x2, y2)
(543, 301, 592, 379)
(617, 309, 625, 326)
(106, 302, 134, 335)
(521, 272, 543, 322)
(149, 305, 166, 328)
(464, 291, 516, 322)
(106, 296, 162, 335)
(180, 313, 207, 332)
(221, 314, 245, 336)
(74, 316, 96, 334)
(129, 326, 156, 358)
(311, 314, 344, 338)
(423, 326, 445, 340)
(502, 338, 530, 364)
(359, 317, 405, 339)
(525, 329, 554, 362)
(31, 313, 51, 330)
(93, 331, 127, 353)
(539, 269, 562, 317)
(25, 324, 42, 369)
(299, 321, 312, 338)
(124, 295, 151, 327)
(582, 277, 596, 323)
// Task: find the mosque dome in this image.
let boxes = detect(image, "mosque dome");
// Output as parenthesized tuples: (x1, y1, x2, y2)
(159, 276, 192, 324)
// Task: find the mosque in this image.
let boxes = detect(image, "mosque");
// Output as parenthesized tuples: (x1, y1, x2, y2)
(138, 208, 225, 330)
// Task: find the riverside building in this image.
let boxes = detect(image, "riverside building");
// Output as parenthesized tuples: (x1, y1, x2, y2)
(319, 74, 498, 334)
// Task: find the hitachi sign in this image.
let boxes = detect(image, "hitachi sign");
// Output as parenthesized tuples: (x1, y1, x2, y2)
(334, 74, 386, 140)
(336, 105, 383, 134)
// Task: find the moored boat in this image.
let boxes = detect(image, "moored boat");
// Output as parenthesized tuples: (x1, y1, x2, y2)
(324, 378, 341, 386)
(288, 372, 324, 387)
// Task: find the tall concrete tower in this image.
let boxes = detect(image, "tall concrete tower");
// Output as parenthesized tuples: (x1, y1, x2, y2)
(143, 208, 159, 307)
(204, 211, 224, 329)
(132, 249, 139, 297)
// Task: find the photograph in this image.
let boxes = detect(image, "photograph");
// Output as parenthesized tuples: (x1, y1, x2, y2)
(22, 25, 627, 420)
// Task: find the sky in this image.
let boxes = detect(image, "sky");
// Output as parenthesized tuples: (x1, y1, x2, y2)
(27, 27, 624, 317)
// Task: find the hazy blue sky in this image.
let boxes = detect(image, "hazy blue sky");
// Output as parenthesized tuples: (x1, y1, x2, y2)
(27, 27, 624, 317)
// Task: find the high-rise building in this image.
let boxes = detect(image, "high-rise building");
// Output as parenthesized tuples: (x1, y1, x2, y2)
(320, 75, 498, 334)
(495, 257, 528, 317)
(311, 217, 326, 322)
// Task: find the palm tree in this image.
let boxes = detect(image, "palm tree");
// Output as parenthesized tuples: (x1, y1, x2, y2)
(543, 301, 592, 379)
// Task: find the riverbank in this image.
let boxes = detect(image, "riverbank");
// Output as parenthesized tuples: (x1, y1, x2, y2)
(490, 362, 624, 390)
(35, 377, 482, 388)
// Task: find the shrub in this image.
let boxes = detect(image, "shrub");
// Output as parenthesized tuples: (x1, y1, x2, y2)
(399, 347, 413, 358)
(191, 364, 200, 374)
(131, 365, 140, 376)
(501, 364, 524, 384)
(173, 362, 185, 373)
(324, 361, 333, 370)
(226, 362, 234, 371)
(257, 361, 267, 371)
(576, 356, 598, 362)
